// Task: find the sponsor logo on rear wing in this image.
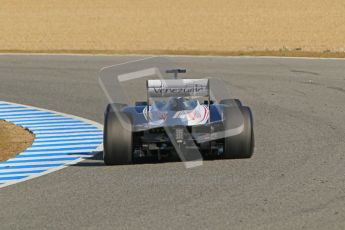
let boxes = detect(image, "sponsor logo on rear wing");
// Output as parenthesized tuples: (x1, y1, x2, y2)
(147, 79, 209, 97)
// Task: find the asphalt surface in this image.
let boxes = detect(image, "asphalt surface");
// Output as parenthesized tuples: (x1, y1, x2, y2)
(0, 55, 344, 230)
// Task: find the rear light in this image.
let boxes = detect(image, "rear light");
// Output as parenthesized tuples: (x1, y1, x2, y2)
(175, 128, 184, 143)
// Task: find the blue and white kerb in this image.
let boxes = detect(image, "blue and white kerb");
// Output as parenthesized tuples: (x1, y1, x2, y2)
(0, 101, 103, 188)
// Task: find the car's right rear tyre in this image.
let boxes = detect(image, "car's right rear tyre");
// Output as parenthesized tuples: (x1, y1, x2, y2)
(103, 105, 133, 165)
(222, 106, 254, 159)
(219, 99, 242, 107)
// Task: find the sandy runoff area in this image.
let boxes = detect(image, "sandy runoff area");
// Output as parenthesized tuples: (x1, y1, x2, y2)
(0, 0, 344, 56)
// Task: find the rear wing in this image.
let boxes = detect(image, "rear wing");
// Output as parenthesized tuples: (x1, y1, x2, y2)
(147, 79, 209, 97)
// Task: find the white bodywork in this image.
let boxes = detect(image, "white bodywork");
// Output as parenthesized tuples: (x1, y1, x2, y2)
(143, 100, 209, 127)
(144, 79, 210, 127)
(147, 79, 209, 97)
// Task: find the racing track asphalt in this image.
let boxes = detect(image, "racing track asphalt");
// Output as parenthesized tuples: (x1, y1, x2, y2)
(0, 55, 344, 230)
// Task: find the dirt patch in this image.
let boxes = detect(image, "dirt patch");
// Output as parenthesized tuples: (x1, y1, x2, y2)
(0, 120, 34, 161)
(0, 0, 344, 57)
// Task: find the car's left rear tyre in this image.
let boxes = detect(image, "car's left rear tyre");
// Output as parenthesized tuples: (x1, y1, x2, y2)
(103, 105, 133, 165)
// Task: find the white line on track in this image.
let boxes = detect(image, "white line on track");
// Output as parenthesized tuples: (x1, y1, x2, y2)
(0, 104, 23, 108)
(0, 111, 52, 116)
(27, 125, 95, 130)
(0, 114, 58, 119)
(34, 129, 101, 134)
(0, 166, 62, 173)
(18, 122, 84, 127)
(0, 161, 77, 167)
(35, 132, 102, 137)
(7, 117, 65, 122)
(6, 155, 94, 161)
(20, 149, 98, 155)
(34, 135, 103, 142)
(27, 144, 100, 150)
(32, 139, 102, 145)
(0, 108, 38, 112)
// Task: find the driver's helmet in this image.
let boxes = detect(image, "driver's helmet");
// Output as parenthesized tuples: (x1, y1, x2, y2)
(168, 97, 186, 111)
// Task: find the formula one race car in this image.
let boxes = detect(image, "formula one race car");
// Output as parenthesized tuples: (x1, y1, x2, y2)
(103, 70, 254, 165)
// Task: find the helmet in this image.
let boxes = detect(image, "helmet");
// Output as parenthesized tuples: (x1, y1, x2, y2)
(168, 97, 185, 111)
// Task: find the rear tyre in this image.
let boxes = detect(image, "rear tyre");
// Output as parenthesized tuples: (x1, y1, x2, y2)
(222, 106, 254, 159)
(219, 99, 242, 107)
(103, 104, 133, 165)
